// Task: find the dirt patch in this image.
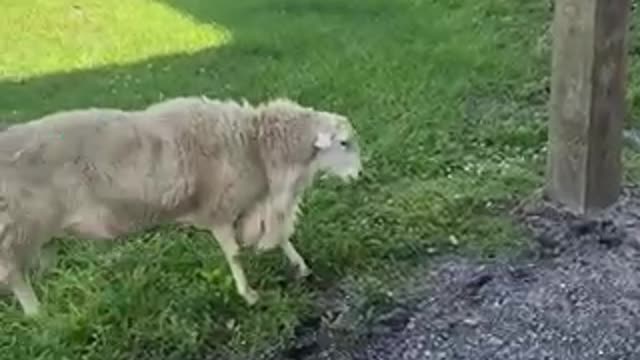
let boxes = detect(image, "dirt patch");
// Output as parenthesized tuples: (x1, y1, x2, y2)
(245, 185, 640, 360)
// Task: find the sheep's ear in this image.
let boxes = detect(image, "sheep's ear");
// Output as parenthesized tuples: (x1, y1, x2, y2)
(313, 131, 332, 149)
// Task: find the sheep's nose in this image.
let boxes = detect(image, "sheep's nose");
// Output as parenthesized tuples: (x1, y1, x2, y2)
(346, 169, 361, 181)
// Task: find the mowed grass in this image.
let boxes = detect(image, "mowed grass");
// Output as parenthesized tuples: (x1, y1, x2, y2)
(1, 0, 639, 359)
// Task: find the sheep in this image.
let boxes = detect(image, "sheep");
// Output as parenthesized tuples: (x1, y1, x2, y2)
(0, 96, 362, 315)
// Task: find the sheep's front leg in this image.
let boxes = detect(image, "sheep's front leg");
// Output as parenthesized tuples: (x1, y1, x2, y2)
(210, 224, 259, 305)
(9, 271, 40, 316)
(281, 240, 311, 279)
(275, 206, 311, 279)
(0, 224, 41, 316)
(37, 242, 58, 274)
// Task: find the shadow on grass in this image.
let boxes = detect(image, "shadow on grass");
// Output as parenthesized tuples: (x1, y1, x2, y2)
(0, 0, 398, 124)
(160, 0, 399, 21)
(0, 41, 281, 123)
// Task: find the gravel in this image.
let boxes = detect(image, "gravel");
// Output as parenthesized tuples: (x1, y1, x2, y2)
(246, 186, 640, 360)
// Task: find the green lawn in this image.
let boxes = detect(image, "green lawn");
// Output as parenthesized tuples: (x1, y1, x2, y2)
(1, 0, 639, 359)
(0, 0, 230, 80)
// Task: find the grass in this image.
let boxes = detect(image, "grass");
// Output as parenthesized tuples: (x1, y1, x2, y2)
(0, 0, 638, 359)
(0, 0, 230, 80)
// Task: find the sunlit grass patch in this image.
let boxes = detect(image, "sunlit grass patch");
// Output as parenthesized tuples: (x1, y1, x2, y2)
(0, 0, 231, 80)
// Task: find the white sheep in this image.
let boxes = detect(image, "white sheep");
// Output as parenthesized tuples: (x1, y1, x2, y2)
(0, 96, 362, 315)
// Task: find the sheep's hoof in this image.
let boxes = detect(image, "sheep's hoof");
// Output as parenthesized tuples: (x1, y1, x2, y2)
(242, 288, 260, 306)
(24, 305, 40, 317)
(296, 266, 312, 280)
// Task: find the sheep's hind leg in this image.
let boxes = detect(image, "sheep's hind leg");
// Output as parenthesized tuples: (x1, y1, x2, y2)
(210, 224, 259, 305)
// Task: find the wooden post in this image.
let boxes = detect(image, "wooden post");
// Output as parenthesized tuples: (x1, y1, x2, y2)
(546, 0, 631, 214)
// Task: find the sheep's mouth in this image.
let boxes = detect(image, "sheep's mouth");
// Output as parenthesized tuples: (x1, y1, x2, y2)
(333, 169, 361, 182)
(346, 168, 361, 178)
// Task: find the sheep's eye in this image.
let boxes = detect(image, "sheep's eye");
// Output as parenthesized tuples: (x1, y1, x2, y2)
(339, 140, 350, 148)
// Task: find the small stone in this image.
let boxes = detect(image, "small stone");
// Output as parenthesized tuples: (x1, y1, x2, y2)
(462, 316, 480, 326)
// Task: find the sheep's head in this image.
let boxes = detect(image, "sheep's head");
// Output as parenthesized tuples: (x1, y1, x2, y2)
(310, 111, 362, 182)
(257, 98, 362, 182)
